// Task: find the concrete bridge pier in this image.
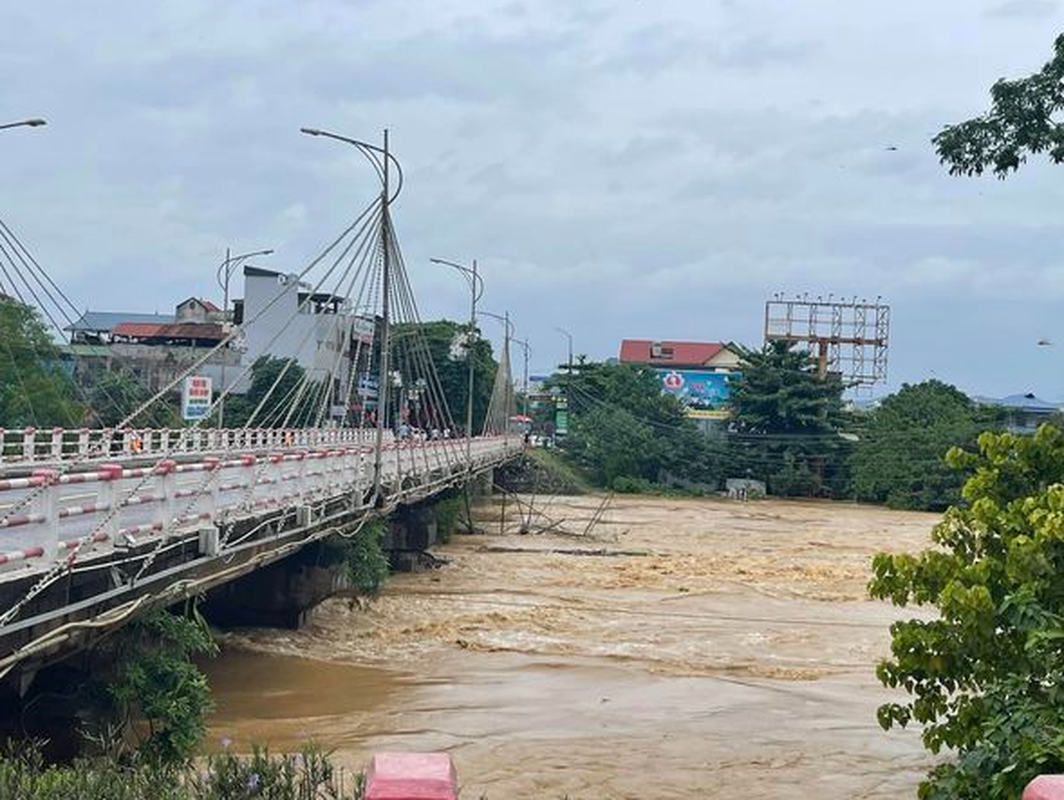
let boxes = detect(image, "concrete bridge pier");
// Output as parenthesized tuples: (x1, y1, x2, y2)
(200, 541, 349, 629)
(201, 493, 467, 629)
(384, 504, 439, 572)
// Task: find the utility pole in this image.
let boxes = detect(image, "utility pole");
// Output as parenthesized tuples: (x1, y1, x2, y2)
(374, 129, 391, 500)
(555, 327, 573, 438)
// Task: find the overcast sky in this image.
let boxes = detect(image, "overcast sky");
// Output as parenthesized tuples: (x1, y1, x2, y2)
(4, 0, 1064, 399)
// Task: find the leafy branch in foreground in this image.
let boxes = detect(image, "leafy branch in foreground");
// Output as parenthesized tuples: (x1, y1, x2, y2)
(870, 425, 1064, 799)
(935, 33, 1064, 178)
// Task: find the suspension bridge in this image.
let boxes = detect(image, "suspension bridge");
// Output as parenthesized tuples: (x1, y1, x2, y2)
(0, 129, 524, 687)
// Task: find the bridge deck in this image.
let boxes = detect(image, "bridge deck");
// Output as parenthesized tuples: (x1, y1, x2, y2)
(0, 432, 522, 679)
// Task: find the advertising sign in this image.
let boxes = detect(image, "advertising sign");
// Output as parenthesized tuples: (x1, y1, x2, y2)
(555, 398, 569, 436)
(181, 375, 213, 421)
(656, 369, 738, 420)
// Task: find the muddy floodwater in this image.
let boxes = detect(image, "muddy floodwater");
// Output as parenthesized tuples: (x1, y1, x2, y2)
(204, 495, 939, 798)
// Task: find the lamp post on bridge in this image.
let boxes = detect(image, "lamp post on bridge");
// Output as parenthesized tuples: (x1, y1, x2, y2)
(512, 337, 531, 419)
(430, 257, 483, 463)
(301, 126, 403, 503)
(215, 248, 274, 428)
(479, 309, 515, 435)
(0, 118, 46, 132)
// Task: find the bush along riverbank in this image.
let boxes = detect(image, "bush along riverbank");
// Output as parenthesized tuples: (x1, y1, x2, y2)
(0, 740, 367, 800)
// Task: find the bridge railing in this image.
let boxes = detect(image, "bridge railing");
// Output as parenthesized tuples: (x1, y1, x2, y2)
(0, 435, 519, 574)
(0, 426, 395, 466)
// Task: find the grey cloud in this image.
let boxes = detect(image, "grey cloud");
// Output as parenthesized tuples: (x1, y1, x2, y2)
(6, 0, 1064, 399)
(604, 25, 819, 76)
(986, 0, 1058, 18)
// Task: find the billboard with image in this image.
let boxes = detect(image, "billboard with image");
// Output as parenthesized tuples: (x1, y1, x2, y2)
(655, 369, 738, 420)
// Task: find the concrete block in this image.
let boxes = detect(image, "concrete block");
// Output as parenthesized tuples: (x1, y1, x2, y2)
(1026, 776, 1064, 799)
(365, 752, 457, 800)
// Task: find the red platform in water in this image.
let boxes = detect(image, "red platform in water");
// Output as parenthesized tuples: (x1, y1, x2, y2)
(1026, 776, 1064, 800)
(365, 752, 458, 800)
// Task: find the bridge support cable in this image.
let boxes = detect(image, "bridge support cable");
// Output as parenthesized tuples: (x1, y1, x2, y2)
(386, 224, 463, 473)
(0, 197, 385, 543)
(0, 223, 141, 428)
(482, 333, 516, 436)
(0, 129, 521, 642)
(0, 196, 389, 624)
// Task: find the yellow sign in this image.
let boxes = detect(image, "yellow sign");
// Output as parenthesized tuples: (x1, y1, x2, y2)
(687, 409, 730, 420)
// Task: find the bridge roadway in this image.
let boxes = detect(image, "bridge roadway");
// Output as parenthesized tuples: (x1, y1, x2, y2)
(0, 427, 522, 684)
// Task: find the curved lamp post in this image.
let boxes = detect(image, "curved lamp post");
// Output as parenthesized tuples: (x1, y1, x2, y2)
(0, 118, 46, 132)
(301, 126, 400, 500)
(479, 309, 516, 435)
(215, 248, 273, 427)
(431, 257, 484, 459)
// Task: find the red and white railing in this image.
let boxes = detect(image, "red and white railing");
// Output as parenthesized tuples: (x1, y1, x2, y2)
(0, 426, 394, 468)
(0, 434, 519, 574)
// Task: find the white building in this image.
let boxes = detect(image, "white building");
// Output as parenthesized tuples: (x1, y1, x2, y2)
(233, 266, 374, 418)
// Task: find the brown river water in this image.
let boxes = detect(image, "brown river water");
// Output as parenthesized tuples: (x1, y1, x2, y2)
(202, 495, 938, 798)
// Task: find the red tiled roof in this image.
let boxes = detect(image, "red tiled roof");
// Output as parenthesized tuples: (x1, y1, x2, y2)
(113, 322, 224, 340)
(201, 300, 221, 312)
(619, 339, 725, 367)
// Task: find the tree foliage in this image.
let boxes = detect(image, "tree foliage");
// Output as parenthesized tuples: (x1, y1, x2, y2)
(558, 361, 725, 489)
(935, 33, 1064, 177)
(0, 297, 81, 428)
(727, 342, 846, 497)
(870, 425, 1064, 798)
(107, 609, 218, 766)
(220, 356, 314, 428)
(84, 369, 180, 429)
(849, 380, 1002, 511)
(390, 320, 496, 435)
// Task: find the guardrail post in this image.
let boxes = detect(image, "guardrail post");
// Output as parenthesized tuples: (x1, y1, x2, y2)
(154, 460, 177, 535)
(97, 464, 123, 545)
(50, 427, 63, 460)
(296, 453, 308, 501)
(78, 428, 90, 458)
(240, 455, 257, 509)
(204, 457, 221, 523)
(23, 427, 35, 462)
(30, 469, 59, 561)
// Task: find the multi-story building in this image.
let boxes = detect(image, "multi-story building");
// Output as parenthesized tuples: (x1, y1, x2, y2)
(232, 265, 374, 422)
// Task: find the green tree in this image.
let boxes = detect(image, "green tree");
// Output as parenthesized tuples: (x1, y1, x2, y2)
(84, 369, 180, 429)
(727, 342, 846, 497)
(557, 361, 725, 489)
(870, 425, 1064, 798)
(935, 33, 1064, 177)
(849, 380, 1002, 511)
(389, 320, 497, 435)
(107, 608, 218, 766)
(220, 356, 313, 428)
(0, 297, 81, 427)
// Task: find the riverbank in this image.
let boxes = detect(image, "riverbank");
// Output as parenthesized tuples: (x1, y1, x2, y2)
(206, 495, 938, 798)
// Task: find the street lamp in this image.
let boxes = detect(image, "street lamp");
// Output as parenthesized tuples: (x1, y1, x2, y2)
(512, 338, 531, 418)
(431, 257, 484, 460)
(215, 247, 273, 427)
(480, 309, 515, 436)
(0, 118, 46, 132)
(302, 125, 399, 502)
